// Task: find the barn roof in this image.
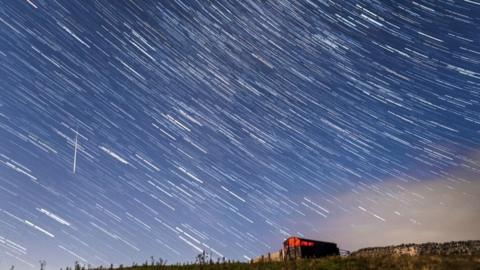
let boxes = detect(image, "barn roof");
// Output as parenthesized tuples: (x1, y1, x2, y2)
(283, 236, 338, 246)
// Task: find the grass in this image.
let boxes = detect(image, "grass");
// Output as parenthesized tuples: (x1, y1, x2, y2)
(103, 255, 480, 270)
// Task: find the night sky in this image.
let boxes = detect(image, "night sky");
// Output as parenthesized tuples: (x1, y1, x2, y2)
(1, 1, 480, 269)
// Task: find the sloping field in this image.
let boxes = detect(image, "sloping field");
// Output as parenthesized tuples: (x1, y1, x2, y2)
(112, 255, 480, 270)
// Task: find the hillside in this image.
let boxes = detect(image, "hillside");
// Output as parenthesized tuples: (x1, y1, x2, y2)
(104, 255, 480, 270)
(81, 241, 480, 270)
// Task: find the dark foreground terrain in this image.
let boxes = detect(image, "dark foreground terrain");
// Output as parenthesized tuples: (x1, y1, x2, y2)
(105, 255, 480, 270)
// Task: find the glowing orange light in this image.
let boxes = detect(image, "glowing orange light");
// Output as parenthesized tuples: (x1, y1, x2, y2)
(286, 237, 315, 247)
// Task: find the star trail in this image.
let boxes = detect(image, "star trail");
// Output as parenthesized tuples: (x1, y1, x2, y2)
(1, 1, 480, 269)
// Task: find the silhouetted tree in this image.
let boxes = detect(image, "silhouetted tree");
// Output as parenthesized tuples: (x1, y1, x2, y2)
(149, 256, 154, 266)
(195, 250, 207, 265)
(155, 258, 166, 267)
(39, 260, 46, 270)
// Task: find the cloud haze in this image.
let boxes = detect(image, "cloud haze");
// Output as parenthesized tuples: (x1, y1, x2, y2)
(321, 154, 480, 251)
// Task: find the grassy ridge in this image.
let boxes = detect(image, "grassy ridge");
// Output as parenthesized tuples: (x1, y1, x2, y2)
(113, 255, 480, 270)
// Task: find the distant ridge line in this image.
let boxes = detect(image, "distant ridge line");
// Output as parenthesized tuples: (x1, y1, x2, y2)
(352, 240, 480, 257)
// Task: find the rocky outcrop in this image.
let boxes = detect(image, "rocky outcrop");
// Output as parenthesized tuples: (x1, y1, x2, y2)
(352, 240, 480, 257)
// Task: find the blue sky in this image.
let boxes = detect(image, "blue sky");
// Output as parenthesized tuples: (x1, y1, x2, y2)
(0, 1, 479, 269)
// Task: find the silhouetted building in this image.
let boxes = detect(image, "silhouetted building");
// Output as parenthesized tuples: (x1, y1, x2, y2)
(283, 236, 339, 259)
(252, 236, 340, 263)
